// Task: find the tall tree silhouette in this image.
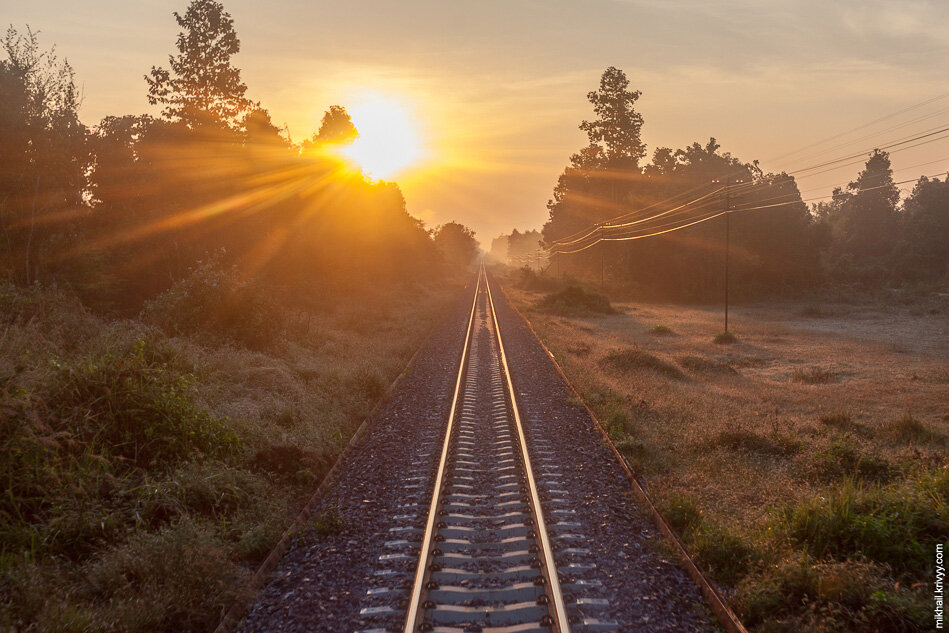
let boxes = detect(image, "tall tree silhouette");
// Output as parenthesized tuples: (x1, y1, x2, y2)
(580, 66, 646, 170)
(823, 150, 900, 280)
(146, 0, 252, 130)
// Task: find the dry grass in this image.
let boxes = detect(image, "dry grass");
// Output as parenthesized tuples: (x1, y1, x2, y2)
(0, 281, 456, 632)
(505, 280, 948, 633)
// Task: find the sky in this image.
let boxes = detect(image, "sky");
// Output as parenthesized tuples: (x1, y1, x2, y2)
(4, 0, 948, 247)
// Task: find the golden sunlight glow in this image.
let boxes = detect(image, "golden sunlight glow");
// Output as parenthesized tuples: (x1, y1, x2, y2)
(341, 92, 425, 180)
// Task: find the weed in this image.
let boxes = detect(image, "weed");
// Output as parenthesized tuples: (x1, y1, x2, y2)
(713, 429, 796, 457)
(600, 348, 686, 381)
(877, 414, 943, 444)
(659, 492, 703, 536)
(792, 367, 839, 384)
(735, 556, 929, 632)
(310, 510, 346, 537)
(692, 522, 757, 586)
(604, 409, 631, 438)
(713, 331, 737, 344)
(649, 324, 672, 335)
(819, 412, 857, 430)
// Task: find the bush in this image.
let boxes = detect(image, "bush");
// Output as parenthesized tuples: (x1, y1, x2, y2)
(735, 557, 930, 632)
(535, 285, 614, 315)
(142, 256, 282, 349)
(659, 493, 703, 536)
(600, 348, 686, 380)
(803, 441, 894, 483)
(713, 331, 737, 345)
(779, 475, 947, 576)
(649, 324, 672, 335)
(50, 338, 239, 468)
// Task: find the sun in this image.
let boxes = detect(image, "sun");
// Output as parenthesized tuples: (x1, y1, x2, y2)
(341, 92, 425, 180)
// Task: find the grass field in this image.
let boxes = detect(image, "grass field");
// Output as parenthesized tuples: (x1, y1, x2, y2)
(504, 278, 947, 633)
(0, 280, 458, 633)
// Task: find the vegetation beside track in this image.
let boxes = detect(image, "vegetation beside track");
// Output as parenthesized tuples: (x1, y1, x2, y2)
(0, 278, 458, 632)
(503, 271, 947, 633)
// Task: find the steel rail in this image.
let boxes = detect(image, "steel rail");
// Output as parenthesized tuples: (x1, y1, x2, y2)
(402, 269, 482, 633)
(484, 267, 571, 633)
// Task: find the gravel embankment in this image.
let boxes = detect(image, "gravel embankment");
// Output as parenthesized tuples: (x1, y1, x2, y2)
(487, 275, 717, 632)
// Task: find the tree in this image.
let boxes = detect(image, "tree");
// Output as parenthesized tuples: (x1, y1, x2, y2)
(579, 66, 646, 170)
(303, 105, 357, 149)
(433, 222, 478, 272)
(823, 150, 900, 280)
(899, 176, 949, 280)
(146, 0, 252, 130)
(0, 27, 89, 285)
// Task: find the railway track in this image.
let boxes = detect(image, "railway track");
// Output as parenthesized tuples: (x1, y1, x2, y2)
(358, 266, 615, 633)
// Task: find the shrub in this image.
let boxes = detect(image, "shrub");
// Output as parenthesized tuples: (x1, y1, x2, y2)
(535, 285, 614, 315)
(649, 324, 672, 335)
(792, 367, 838, 384)
(735, 557, 929, 632)
(713, 331, 737, 345)
(692, 522, 757, 586)
(600, 348, 686, 380)
(803, 441, 894, 483)
(50, 338, 239, 468)
(142, 256, 282, 349)
(659, 493, 703, 536)
(778, 475, 947, 576)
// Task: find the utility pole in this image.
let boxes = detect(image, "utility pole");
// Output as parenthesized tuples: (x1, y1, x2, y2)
(723, 177, 731, 334)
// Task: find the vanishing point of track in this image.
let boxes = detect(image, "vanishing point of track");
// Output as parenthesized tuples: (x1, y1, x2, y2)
(362, 265, 612, 633)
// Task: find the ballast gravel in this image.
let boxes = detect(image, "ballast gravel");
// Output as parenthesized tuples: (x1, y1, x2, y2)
(237, 275, 719, 633)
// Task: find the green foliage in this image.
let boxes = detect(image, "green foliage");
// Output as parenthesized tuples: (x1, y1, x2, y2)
(142, 256, 282, 349)
(778, 475, 947, 576)
(692, 522, 757, 586)
(536, 285, 614, 315)
(599, 347, 686, 380)
(309, 510, 346, 537)
(659, 492, 704, 536)
(736, 557, 930, 633)
(803, 441, 895, 484)
(50, 337, 238, 467)
(145, 0, 252, 129)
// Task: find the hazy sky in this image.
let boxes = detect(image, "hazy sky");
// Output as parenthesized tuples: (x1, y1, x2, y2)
(4, 0, 948, 246)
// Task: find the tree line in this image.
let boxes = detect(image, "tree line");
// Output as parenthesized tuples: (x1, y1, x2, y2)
(536, 67, 948, 300)
(0, 1, 478, 319)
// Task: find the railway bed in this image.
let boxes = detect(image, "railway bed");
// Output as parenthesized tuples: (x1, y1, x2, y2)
(238, 270, 717, 633)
